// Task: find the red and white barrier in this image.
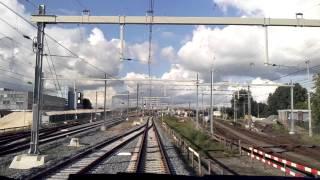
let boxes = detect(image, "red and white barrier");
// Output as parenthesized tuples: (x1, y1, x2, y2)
(249, 147, 320, 177)
(247, 152, 304, 177)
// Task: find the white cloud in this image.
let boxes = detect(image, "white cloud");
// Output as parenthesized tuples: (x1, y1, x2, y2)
(88, 28, 106, 46)
(0, 0, 153, 105)
(173, 24, 320, 83)
(250, 77, 277, 103)
(83, 87, 116, 108)
(214, 0, 320, 18)
(161, 46, 176, 62)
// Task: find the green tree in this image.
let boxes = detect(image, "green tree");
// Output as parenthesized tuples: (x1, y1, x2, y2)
(82, 98, 92, 109)
(230, 89, 267, 118)
(312, 73, 320, 125)
(267, 83, 307, 115)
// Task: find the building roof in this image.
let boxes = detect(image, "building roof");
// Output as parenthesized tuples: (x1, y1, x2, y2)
(44, 109, 110, 116)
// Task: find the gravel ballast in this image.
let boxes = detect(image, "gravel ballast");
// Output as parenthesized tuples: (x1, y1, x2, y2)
(0, 119, 137, 179)
(154, 119, 192, 176)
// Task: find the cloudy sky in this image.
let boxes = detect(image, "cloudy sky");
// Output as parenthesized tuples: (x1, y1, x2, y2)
(0, 0, 319, 108)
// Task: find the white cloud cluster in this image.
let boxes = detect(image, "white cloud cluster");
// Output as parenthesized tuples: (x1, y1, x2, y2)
(173, 25, 320, 82)
(0, 0, 151, 102)
(214, 0, 320, 18)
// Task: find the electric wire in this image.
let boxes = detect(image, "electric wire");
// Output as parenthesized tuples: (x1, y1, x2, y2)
(0, 1, 114, 78)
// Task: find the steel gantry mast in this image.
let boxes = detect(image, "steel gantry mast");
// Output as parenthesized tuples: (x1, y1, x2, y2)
(29, 5, 45, 155)
(28, 6, 320, 154)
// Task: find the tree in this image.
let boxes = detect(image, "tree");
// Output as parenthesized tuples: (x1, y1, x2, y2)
(312, 73, 320, 125)
(267, 83, 307, 115)
(82, 98, 93, 109)
(230, 89, 266, 118)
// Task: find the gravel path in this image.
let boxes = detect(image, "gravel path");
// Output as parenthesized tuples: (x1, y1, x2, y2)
(154, 119, 192, 176)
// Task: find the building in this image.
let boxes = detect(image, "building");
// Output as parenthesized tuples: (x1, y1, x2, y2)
(0, 90, 66, 111)
(277, 109, 311, 127)
(67, 88, 83, 110)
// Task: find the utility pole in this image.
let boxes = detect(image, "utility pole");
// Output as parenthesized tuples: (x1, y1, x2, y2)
(73, 81, 78, 120)
(196, 73, 199, 129)
(257, 103, 260, 118)
(95, 91, 98, 120)
(141, 93, 144, 117)
(289, 80, 295, 134)
(201, 89, 204, 123)
(243, 101, 245, 118)
(29, 4, 45, 155)
(248, 85, 251, 116)
(101, 73, 107, 131)
(210, 68, 213, 135)
(136, 83, 139, 117)
(127, 91, 129, 120)
(306, 61, 312, 137)
(233, 93, 236, 123)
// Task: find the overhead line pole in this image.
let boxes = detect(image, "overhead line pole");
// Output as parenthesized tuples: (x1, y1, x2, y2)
(29, 5, 45, 155)
(196, 73, 199, 129)
(101, 73, 107, 131)
(210, 68, 213, 135)
(306, 61, 312, 137)
(289, 80, 295, 135)
(136, 83, 139, 118)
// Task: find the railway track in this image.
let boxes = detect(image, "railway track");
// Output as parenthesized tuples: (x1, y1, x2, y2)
(210, 119, 319, 177)
(0, 117, 124, 156)
(134, 118, 173, 174)
(26, 119, 150, 180)
(0, 122, 81, 146)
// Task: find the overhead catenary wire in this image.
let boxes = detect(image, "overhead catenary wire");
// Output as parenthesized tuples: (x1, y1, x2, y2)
(0, 1, 114, 79)
(44, 36, 63, 97)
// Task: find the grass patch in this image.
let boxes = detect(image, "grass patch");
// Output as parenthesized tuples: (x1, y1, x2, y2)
(163, 116, 235, 156)
(272, 122, 288, 134)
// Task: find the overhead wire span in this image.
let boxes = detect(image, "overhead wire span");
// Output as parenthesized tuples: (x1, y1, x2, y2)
(44, 36, 63, 97)
(0, 1, 115, 79)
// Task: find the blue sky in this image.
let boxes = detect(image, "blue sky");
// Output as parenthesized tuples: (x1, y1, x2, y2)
(20, 0, 228, 77)
(1, 0, 319, 104)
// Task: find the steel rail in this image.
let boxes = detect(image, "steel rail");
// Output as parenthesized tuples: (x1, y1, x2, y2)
(26, 120, 149, 180)
(0, 118, 123, 156)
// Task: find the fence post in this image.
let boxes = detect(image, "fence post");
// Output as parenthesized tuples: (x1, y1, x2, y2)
(251, 147, 253, 167)
(208, 160, 211, 175)
(238, 140, 241, 156)
(191, 152, 194, 168)
(198, 155, 201, 176)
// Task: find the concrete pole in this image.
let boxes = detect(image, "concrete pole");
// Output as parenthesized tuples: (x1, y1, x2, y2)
(120, 24, 124, 60)
(95, 91, 98, 120)
(127, 91, 129, 120)
(289, 80, 295, 135)
(210, 70, 213, 135)
(247, 85, 251, 116)
(136, 84, 139, 117)
(233, 93, 236, 123)
(101, 74, 107, 131)
(243, 101, 245, 118)
(196, 73, 199, 129)
(201, 90, 204, 123)
(141, 93, 144, 117)
(73, 81, 77, 120)
(306, 61, 312, 137)
(257, 103, 260, 118)
(29, 4, 45, 155)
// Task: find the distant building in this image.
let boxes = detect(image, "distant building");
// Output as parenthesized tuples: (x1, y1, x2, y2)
(0, 90, 66, 111)
(278, 109, 310, 127)
(67, 88, 83, 110)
